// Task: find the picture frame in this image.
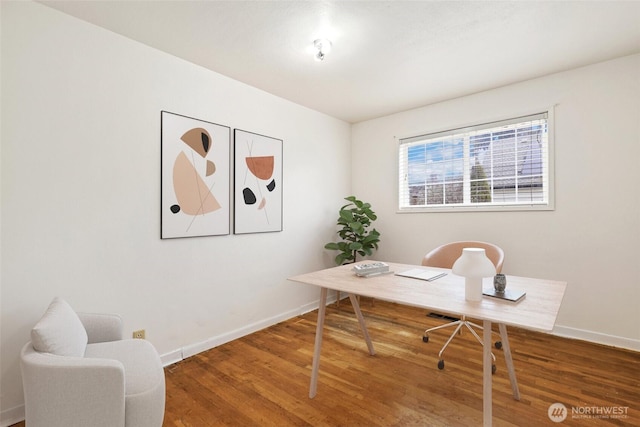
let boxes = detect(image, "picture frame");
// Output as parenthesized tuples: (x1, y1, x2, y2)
(161, 111, 230, 239)
(234, 129, 283, 234)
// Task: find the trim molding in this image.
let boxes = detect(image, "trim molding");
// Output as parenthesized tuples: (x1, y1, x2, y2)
(553, 325, 640, 352)
(160, 293, 334, 366)
(159, 300, 640, 367)
(0, 405, 24, 427)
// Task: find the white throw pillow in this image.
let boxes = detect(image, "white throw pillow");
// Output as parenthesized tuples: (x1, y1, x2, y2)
(31, 297, 88, 357)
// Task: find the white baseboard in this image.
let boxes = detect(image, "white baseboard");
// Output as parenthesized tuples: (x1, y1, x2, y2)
(160, 293, 335, 365)
(553, 325, 640, 352)
(0, 404, 24, 427)
(158, 295, 639, 369)
(160, 349, 184, 367)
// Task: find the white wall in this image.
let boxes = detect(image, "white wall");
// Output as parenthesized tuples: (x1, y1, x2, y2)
(0, 2, 350, 423)
(352, 54, 640, 350)
(3, 2, 639, 425)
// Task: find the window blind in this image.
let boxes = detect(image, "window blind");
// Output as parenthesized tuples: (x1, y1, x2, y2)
(398, 112, 550, 211)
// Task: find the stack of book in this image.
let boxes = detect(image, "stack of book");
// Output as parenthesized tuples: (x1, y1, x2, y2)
(352, 262, 390, 277)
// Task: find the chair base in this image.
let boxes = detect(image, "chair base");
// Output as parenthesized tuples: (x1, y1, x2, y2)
(423, 316, 502, 372)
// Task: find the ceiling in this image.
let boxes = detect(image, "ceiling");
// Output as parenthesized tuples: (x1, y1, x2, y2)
(39, 1, 640, 123)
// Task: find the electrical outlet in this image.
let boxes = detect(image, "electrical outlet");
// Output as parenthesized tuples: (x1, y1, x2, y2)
(132, 329, 145, 339)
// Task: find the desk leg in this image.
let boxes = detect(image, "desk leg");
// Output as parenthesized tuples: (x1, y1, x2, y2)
(309, 287, 328, 398)
(348, 293, 376, 356)
(483, 320, 492, 427)
(499, 323, 521, 400)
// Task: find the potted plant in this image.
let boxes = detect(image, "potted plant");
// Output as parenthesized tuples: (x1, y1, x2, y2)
(324, 196, 381, 265)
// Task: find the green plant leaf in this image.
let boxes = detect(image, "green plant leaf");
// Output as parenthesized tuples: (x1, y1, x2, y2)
(339, 210, 354, 223)
(336, 241, 350, 251)
(349, 222, 364, 234)
(361, 236, 379, 246)
(349, 242, 363, 250)
(361, 247, 373, 256)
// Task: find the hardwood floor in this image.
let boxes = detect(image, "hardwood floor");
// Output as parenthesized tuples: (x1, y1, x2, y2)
(161, 299, 639, 426)
(12, 299, 640, 426)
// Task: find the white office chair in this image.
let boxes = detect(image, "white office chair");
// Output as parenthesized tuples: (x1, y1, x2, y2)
(421, 241, 505, 372)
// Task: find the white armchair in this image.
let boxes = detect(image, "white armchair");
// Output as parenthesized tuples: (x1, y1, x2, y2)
(20, 297, 165, 427)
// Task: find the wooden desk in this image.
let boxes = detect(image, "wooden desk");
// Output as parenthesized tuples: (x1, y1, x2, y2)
(289, 261, 567, 427)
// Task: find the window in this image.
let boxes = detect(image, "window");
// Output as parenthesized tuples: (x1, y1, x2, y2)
(398, 112, 552, 211)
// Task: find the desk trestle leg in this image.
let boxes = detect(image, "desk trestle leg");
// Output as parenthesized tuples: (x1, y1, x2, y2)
(309, 287, 328, 398)
(483, 320, 493, 427)
(499, 323, 521, 400)
(348, 294, 376, 355)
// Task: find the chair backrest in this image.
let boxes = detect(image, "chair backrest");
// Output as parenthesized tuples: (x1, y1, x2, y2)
(421, 241, 504, 273)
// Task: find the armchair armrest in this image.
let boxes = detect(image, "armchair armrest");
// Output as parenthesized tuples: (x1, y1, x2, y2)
(77, 312, 123, 343)
(20, 343, 126, 427)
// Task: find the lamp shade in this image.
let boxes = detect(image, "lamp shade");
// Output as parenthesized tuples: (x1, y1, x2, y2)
(452, 248, 496, 278)
(452, 248, 496, 301)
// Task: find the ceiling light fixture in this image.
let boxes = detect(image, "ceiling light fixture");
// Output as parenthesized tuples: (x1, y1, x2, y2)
(313, 39, 332, 62)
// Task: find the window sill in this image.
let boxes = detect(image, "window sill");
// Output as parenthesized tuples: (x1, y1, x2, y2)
(397, 203, 555, 213)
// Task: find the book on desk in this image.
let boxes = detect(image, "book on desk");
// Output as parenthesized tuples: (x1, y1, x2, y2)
(395, 268, 447, 282)
(353, 262, 391, 277)
(483, 288, 526, 302)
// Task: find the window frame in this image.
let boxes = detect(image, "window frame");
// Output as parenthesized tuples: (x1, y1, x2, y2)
(397, 108, 555, 213)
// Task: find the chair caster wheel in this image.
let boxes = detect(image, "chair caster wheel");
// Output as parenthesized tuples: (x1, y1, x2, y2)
(495, 341, 502, 349)
(422, 335, 429, 343)
(492, 364, 497, 375)
(438, 360, 445, 370)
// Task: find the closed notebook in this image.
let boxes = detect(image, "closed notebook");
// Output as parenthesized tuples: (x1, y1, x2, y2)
(395, 269, 447, 282)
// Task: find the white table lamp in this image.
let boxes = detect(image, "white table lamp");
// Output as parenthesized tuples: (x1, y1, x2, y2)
(452, 248, 496, 301)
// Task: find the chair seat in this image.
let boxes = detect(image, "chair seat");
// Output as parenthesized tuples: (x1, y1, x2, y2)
(85, 339, 164, 396)
(85, 339, 165, 427)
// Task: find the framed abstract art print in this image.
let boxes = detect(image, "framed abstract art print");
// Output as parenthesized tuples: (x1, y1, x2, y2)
(234, 129, 283, 234)
(161, 111, 230, 239)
